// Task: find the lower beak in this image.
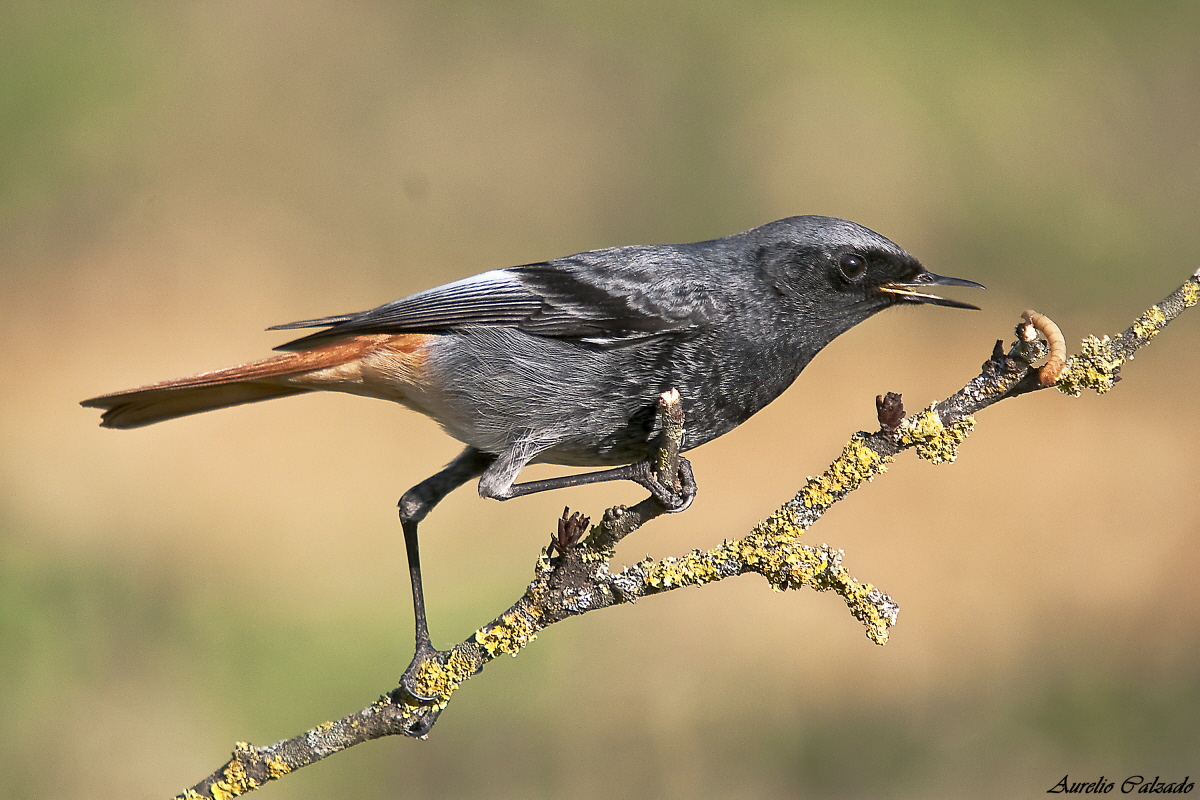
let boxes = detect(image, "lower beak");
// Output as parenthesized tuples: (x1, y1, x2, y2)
(879, 272, 985, 310)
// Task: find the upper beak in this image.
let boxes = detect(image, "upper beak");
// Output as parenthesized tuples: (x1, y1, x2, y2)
(878, 271, 985, 310)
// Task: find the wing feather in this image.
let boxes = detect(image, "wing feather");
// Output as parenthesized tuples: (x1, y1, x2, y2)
(272, 249, 716, 351)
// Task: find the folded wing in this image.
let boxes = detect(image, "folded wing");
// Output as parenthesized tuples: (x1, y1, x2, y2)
(270, 248, 714, 350)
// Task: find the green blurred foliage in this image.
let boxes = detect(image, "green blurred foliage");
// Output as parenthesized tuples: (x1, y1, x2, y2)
(5, 529, 1199, 798)
(0, 4, 161, 221)
(5, 1, 1200, 299)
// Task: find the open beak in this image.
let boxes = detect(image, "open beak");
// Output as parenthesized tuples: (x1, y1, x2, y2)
(878, 272, 985, 310)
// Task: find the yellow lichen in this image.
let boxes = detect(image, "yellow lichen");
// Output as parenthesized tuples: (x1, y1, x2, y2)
(895, 409, 942, 452)
(644, 550, 720, 589)
(474, 611, 539, 657)
(763, 544, 827, 592)
(735, 535, 770, 567)
(1132, 304, 1167, 341)
(1056, 334, 1123, 396)
(629, 520, 896, 644)
(1182, 280, 1199, 308)
(412, 649, 477, 703)
(797, 434, 892, 509)
(209, 743, 258, 800)
(846, 583, 891, 645)
(750, 507, 800, 539)
(896, 409, 975, 464)
(265, 757, 291, 779)
(740, 534, 894, 643)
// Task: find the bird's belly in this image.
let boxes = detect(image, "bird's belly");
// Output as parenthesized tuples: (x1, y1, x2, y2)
(418, 328, 685, 463)
(414, 327, 803, 466)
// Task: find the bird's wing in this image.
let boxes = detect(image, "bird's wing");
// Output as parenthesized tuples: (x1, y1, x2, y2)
(270, 247, 717, 350)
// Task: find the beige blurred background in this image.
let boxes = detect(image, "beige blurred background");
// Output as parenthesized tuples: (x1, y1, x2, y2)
(3, 2, 1200, 798)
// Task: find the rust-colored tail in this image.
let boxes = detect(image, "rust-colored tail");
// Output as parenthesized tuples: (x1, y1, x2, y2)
(82, 381, 311, 429)
(81, 335, 399, 429)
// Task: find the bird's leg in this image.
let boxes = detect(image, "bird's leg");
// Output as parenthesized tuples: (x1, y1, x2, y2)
(493, 457, 697, 513)
(478, 393, 696, 512)
(397, 447, 495, 700)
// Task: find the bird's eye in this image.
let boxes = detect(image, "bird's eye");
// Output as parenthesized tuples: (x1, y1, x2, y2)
(838, 253, 867, 282)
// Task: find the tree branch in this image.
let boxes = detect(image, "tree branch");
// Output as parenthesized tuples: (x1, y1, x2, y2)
(174, 267, 1200, 800)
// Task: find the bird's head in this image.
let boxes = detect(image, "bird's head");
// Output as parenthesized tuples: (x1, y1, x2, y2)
(747, 216, 983, 339)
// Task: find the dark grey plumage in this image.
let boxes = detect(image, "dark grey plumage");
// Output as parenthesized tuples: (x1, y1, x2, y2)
(82, 214, 982, 692)
(265, 215, 979, 495)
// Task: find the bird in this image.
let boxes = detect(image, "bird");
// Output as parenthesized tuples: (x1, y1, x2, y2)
(82, 215, 982, 695)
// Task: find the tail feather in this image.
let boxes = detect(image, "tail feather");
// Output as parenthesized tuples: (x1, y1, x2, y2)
(81, 334, 395, 429)
(83, 382, 311, 429)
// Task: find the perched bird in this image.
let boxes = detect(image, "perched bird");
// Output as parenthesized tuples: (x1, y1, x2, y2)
(82, 215, 982, 693)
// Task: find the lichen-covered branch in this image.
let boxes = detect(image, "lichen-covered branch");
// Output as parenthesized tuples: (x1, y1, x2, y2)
(174, 268, 1200, 800)
(1055, 268, 1199, 396)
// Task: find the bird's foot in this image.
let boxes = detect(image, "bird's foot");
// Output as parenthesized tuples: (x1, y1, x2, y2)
(398, 640, 451, 703)
(631, 456, 696, 513)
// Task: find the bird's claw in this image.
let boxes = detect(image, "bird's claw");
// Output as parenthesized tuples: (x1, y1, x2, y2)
(632, 456, 697, 513)
(398, 641, 449, 702)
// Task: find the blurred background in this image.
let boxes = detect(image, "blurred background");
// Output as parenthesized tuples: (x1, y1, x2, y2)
(3, 1, 1199, 798)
